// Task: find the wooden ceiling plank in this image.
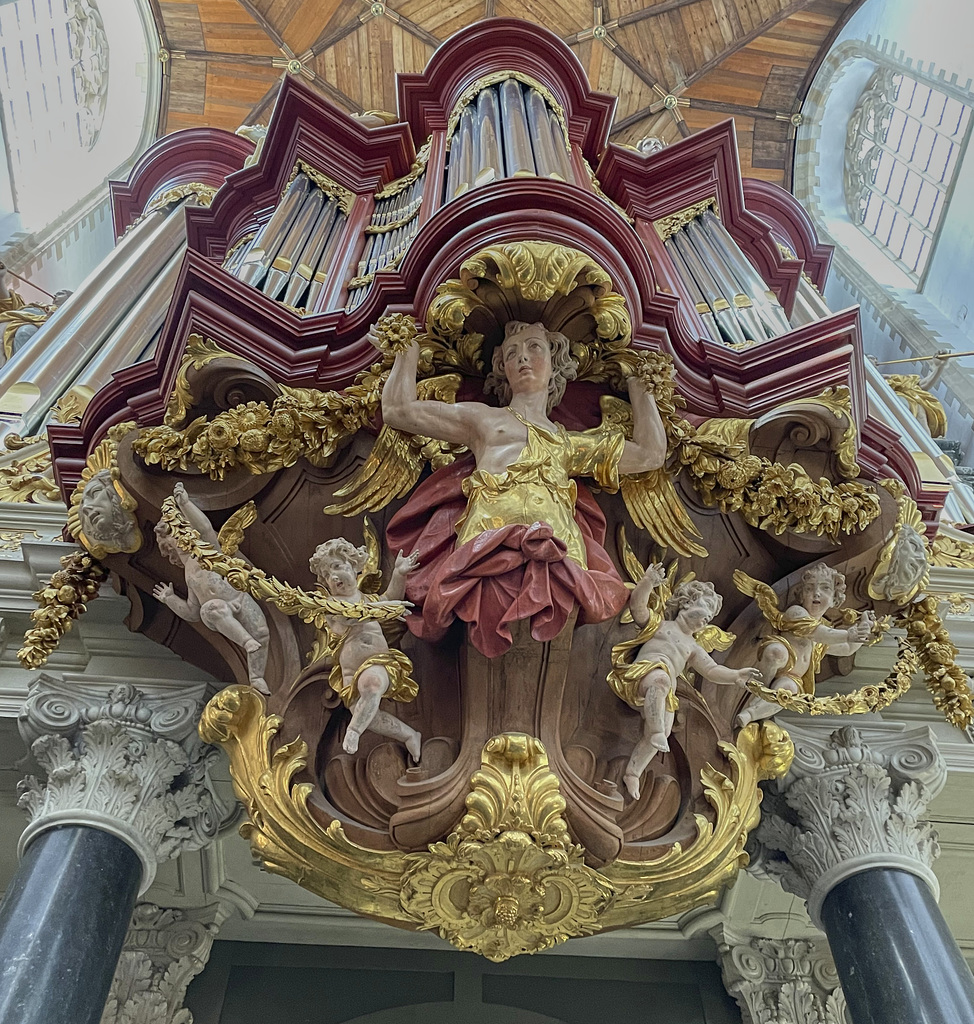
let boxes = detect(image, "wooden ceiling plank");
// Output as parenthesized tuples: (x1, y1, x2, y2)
(160, 1, 206, 49)
(682, 0, 816, 88)
(242, 76, 284, 124)
(606, 35, 661, 91)
(309, 11, 372, 58)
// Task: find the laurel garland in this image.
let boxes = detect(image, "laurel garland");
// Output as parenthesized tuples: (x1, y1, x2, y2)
(18, 550, 109, 669)
(900, 596, 974, 729)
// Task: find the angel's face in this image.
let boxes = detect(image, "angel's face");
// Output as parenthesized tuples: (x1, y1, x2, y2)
(322, 557, 357, 597)
(677, 596, 714, 633)
(501, 324, 552, 397)
(801, 578, 835, 615)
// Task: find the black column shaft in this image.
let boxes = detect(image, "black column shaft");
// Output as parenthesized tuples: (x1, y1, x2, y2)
(0, 825, 142, 1024)
(821, 867, 974, 1024)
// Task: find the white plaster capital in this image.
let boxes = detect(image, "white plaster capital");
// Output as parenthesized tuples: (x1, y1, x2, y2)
(16, 674, 235, 893)
(754, 721, 945, 927)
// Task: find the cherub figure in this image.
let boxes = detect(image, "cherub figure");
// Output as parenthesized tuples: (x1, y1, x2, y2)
(154, 482, 271, 694)
(608, 563, 761, 800)
(311, 537, 422, 760)
(734, 563, 876, 727)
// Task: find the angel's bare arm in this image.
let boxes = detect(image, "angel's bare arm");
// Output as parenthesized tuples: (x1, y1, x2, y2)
(174, 483, 221, 547)
(618, 379, 667, 475)
(381, 339, 479, 445)
(690, 647, 761, 686)
(629, 564, 664, 627)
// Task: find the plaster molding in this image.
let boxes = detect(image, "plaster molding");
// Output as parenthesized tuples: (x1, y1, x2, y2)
(101, 902, 228, 1024)
(16, 676, 235, 893)
(755, 722, 945, 927)
(712, 926, 850, 1024)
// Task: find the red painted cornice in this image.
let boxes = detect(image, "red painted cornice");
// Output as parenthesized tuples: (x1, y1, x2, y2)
(596, 121, 804, 316)
(186, 76, 416, 262)
(397, 19, 616, 165)
(109, 128, 255, 240)
(743, 178, 833, 292)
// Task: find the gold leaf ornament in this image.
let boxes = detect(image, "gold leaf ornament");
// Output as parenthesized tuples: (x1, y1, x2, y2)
(399, 734, 614, 961)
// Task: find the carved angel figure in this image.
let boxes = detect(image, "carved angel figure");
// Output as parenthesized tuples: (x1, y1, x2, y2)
(154, 483, 271, 694)
(734, 563, 876, 727)
(608, 562, 760, 800)
(311, 537, 422, 760)
(331, 318, 679, 658)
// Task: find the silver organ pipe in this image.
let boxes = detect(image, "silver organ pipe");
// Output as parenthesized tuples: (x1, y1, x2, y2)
(236, 172, 311, 288)
(225, 170, 350, 314)
(442, 78, 575, 205)
(666, 231, 750, 348)
(260, 188, 325, 300)
(664, 208, 801, 348)
(547, 109, 573, 181)
(525, 88, 562, 179)
(475, 86, 503, 186)
(500, 78, 536, 178)
(789, 275, 832, 328)
(684, 218, 771, 343)
(283, 201, 341, 310)
(346, 163, 427, 312)
(700, 210, 792, 336)
(0, 199, 190, 440)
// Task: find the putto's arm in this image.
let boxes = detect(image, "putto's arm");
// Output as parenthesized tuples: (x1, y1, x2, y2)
(378, 337, 474, 445)
(618, 378, 667, 475)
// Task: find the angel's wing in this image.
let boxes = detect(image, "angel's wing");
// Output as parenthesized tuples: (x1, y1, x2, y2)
(217, 501, 257, 556)
(324, 374, 464, 517)
(617, 523, 648, 586)
(600, 396, 707, 558)
(694, 624, 736, 652)
(358, 518, 383, 595)
(732, 569, 820, 636)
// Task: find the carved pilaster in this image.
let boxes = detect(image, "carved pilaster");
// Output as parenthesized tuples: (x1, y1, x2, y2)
(100, 903, 226, 1024)
(754, 722, 946, 926)
(17, 674, 235, 890)
(713, 927, 850, 1024)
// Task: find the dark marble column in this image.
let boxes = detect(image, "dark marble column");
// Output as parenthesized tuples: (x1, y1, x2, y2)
(821, 867, 974, 1024)
(755, 722, 970, 1024)
(0, 826, 142, 1024)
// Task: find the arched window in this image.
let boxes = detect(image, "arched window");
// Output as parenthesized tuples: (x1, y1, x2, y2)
(845, 68, 971, 279)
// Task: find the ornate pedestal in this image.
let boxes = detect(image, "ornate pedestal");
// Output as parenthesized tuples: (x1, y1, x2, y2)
(756, 722, 974, 1024)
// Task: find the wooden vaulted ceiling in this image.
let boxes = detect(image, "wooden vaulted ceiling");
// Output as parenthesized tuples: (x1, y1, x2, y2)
(151, 0, 864, 186)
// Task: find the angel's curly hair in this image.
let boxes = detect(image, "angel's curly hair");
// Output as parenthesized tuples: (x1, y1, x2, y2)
(665, 579, 722, 621)
(483, 320, 578, 412)
(795, 562, 846, 607)
(310, 537, 368, 580)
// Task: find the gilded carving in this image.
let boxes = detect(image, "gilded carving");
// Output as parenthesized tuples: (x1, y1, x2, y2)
(653, 198, 719, 242)
(399, 734, 613, 960)
(66, 431, 142, 558)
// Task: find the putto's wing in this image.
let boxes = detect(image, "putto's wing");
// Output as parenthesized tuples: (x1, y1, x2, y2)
(732, 569, 820, 636)
(216, 501, 257, 556)
(324, 374, 464, 517)
(600, 395, 707, 558)
(616, 523, 647, 587)
(358, 518, 383, 595)
(620, 471, 707, 558)
(694, 624, 736, 652)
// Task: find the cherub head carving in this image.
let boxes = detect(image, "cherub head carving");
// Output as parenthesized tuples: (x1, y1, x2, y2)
(794, 563, 846, 615)
(311, 538, 369, 597)
(67, 439, 141, 559)
(664, 579, 722, 629)
(483, 320, 578, 412)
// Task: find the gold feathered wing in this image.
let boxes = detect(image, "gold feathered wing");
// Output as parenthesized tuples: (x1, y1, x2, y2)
(732, 569, 821, 637)
(217, 501, 257, 556)
(324, 374, 465, 516)
(600, 396, 707, 558)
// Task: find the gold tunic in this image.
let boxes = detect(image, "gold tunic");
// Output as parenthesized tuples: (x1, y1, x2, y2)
(329, 647, 419, 708)
(454, 412, 626, 568)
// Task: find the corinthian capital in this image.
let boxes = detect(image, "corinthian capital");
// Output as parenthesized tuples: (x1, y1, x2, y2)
(16, 673, 235, 890)
(712, 926, 850, 1024)
(755, 721, 946, 925)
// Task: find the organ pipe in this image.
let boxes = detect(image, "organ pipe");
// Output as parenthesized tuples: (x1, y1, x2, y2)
(500, 78, 536, 178)
(261, 188, 325, 301)
(237, 172, 311, 288)
(525, 88, 561, 178)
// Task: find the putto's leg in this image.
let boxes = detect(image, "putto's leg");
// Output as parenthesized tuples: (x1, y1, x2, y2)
(344, 666, 390, 754)
(623, 674, 671, 801)
(369, 710, 422, 763)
